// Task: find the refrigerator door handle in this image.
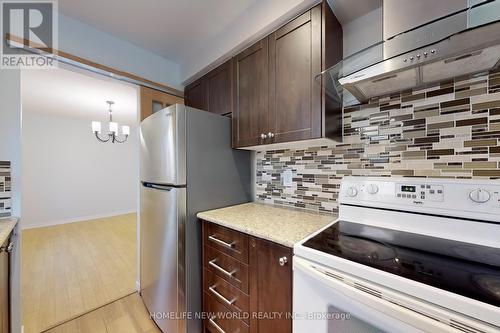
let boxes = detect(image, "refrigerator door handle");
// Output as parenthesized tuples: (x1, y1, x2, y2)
(143, 182, 173, 191)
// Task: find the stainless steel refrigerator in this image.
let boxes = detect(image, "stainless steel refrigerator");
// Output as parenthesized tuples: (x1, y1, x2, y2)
(139, 104, 250, 333)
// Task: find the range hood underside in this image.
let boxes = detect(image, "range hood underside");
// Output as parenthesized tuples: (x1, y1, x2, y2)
(338, 19, 500, 103)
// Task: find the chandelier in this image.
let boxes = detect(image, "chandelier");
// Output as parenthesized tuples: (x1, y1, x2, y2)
(91, 101, 129, 143)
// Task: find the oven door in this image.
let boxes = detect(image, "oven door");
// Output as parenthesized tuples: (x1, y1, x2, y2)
(293, 257, 460, 333)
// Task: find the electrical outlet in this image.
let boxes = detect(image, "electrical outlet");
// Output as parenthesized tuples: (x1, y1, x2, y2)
(283, 169, 293, 187)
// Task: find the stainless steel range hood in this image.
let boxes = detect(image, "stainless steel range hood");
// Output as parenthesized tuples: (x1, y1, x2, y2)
(321, 0, 500, 106)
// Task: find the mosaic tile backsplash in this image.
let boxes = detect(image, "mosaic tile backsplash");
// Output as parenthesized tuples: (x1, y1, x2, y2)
(0, 161, 11, 218)
(256, 70, 500, 213)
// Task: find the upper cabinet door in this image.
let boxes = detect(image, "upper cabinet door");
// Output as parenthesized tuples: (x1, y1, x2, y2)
(268, 6, 322, 144)
(208, 60, 233, 116)
(233, 38, 269, 148)
(185, 77, 209, 111)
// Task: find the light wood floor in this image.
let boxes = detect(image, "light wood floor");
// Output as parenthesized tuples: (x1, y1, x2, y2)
(22, 214, 137, 333)
(44, 293, 160, 333)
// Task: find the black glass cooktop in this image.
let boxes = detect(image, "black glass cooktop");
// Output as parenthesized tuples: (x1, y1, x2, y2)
(303, 221, 500, 307)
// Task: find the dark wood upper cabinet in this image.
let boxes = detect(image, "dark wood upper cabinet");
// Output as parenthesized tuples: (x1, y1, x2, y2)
(185, 77, 209, 111)
(232, 38, 269, 148)
(249, 237, 292, 333)
(233, 2, 342, 148)
(268, 7, 322, 144)
(208, 60, 232, 115)
(185, 59, 233, 115)
(185, 1, 342, 148)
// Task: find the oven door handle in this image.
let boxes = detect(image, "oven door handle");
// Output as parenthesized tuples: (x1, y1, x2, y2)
(294, 257, 461, 333)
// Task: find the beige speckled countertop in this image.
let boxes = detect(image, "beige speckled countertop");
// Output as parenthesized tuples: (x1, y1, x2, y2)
(197, 202, 336, 248)
(0, 217, 18, 245)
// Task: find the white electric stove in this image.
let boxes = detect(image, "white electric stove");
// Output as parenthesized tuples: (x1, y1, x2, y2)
(294, 177, 500, 333)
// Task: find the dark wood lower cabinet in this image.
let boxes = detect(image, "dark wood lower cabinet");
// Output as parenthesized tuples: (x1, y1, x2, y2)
(249, 237, 292, 333)
(202, 221, 292, 333)
(204, 291, 250, 333)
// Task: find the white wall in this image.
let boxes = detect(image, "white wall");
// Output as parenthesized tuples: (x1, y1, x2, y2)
(21, 68, 139, 229)
(59, 14, 182, 90)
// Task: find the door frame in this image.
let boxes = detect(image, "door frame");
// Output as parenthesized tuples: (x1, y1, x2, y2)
(6, 33, 183, 98)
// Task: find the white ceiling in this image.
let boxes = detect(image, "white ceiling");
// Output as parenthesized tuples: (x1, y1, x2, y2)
(22, 66, 138, 124)
(58, 0, 257, 64)
(57, 0, 382, 83)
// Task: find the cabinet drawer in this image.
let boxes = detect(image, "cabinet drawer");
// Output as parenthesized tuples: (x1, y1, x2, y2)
(204, 222, 249, 263)
(204, 246, 249, 293)
(204, 292, 249, 333)
(204, 268, 249, 323)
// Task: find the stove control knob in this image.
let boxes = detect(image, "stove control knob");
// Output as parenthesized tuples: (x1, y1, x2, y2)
(469, 188, 490, 203)
(367, 184, 379, 194)
(346, 187, 358, 197)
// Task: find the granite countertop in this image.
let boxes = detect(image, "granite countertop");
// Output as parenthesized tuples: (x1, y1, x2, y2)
(197, 202, 336, 248)
(0, 217, 18, 245)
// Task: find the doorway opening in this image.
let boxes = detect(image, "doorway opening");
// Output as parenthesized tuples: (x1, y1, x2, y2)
(20, 65, 140, 333)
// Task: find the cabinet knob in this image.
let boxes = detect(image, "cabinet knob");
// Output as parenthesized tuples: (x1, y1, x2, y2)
(279, 256, 288, 266)
(268, 132, 275, 138)
(260, 133, 268, 140)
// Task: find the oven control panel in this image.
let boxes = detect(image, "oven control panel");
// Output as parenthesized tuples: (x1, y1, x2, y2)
(339, 176, 500, 222)
(396, 183, 444, 202)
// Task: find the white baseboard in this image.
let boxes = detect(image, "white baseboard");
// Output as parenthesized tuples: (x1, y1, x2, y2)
(21, 209, 137, 230)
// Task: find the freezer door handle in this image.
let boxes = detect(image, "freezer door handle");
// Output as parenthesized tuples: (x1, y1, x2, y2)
(142, 182, 173, 191)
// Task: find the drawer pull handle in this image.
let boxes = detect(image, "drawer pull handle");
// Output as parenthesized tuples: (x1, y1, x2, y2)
(209, 259, 236, 277)
(209, 286, 236, 306)
(208, 235, 235, 248)
(209, 317, 226, 333)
